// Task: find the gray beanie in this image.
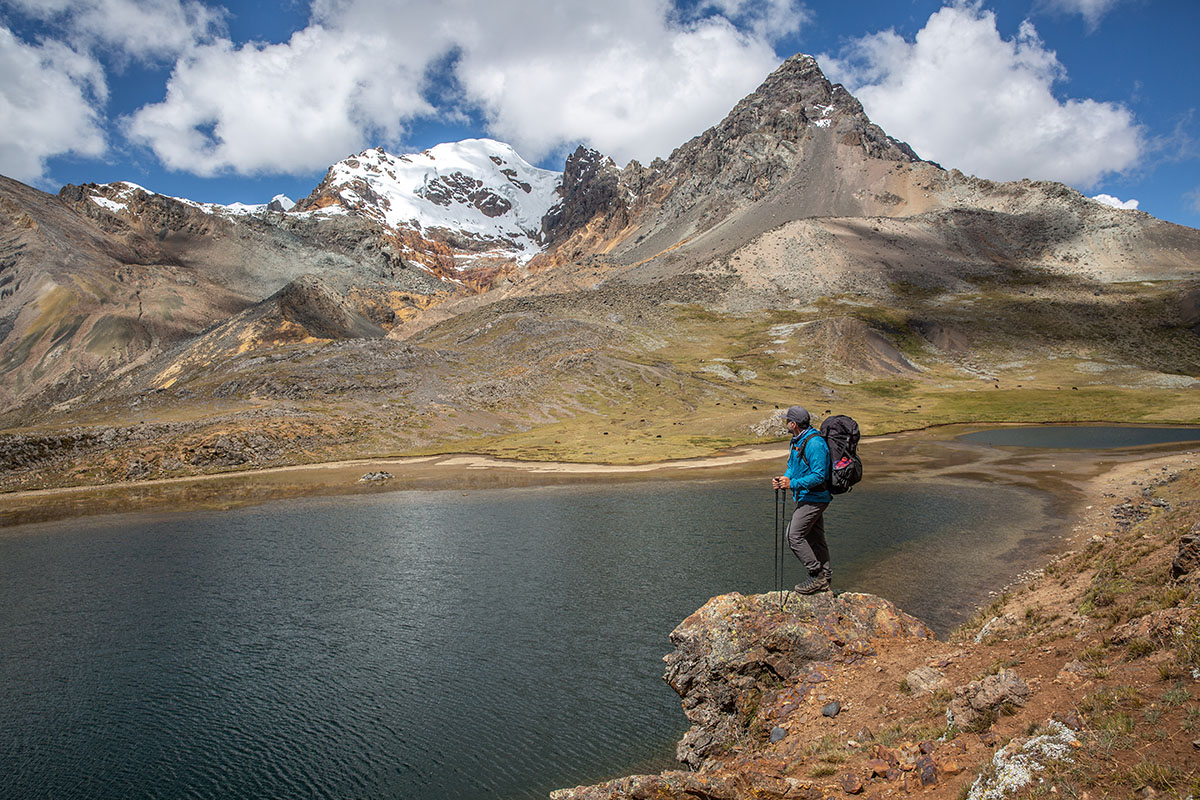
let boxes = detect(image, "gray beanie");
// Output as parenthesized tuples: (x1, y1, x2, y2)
(785, 405, 810, 428)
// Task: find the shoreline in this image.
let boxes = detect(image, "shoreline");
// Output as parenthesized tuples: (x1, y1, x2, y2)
(553, 445, 1200, 799)
(3, 423, 1199, 528)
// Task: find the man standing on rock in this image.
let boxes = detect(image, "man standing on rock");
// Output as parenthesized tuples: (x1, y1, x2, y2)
(772, 405, 833, 594)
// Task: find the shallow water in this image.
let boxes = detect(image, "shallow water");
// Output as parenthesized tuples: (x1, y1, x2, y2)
(0, 475, 1055, 799)
(958, 424, 1200, 449)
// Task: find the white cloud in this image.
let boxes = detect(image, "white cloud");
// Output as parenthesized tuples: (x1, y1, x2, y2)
(694, 0, 811, 43)
(3, 0, 225, 61)
(1041, 0, 1122, 32)
(125, 25, 439, 175)
(0, 25, 106, 183)
(821, 3, 1142, 188)
(450, 0, 785, 165)
(1092, 193, 1138, 209)
(123, 0, 799, 175)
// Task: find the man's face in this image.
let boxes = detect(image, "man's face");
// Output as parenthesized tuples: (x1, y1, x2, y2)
(785, 419, 797, 434)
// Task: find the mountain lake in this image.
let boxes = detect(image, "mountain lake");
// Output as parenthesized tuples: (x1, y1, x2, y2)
(2, 425, 1198, 799)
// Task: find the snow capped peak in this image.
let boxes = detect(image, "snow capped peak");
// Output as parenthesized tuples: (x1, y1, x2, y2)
(299, 139, 562, 266)
(88, 180, 292, 217)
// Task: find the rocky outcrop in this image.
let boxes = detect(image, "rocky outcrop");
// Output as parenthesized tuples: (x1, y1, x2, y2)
(541, 146, 630, 250)
(665, 591, 934, 770)
(1171, 520, 1200, 580)
(553, 590, 933, 799)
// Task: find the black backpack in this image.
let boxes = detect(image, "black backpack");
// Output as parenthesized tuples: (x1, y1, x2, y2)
(819, 415, 862, 494)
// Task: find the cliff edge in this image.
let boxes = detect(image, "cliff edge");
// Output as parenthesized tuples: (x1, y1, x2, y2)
(554, 452, 1200, 800)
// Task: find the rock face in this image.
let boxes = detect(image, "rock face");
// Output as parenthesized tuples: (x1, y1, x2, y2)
(532, 52, 939, 272)
(665, 591, 934, 769)
(293, 140, 560, 278)
(1171, 521, 1200, 580)
(552, 590, 934, 800)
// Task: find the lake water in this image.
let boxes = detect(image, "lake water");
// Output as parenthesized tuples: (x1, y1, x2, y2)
(0, 475, 1058, 799)
(958, 425, 1200, 449)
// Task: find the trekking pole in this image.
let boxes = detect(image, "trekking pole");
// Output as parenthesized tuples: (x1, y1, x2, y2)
(774, 487, 780, 607)
(777, 487, 788, 610)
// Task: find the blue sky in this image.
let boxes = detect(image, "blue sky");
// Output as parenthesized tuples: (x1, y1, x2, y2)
(2, 0, 1197, 227)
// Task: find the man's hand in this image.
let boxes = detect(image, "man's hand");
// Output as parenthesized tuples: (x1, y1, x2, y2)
(772, 476, 790, 490)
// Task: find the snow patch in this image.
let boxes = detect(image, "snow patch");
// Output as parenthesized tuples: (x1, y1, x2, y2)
(89, 195, 127, 213)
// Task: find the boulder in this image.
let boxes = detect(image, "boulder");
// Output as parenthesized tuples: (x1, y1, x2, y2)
(1170, 522, 1200, 580)
(663, 591, 934, 769)
(946, 669, 1030, 731)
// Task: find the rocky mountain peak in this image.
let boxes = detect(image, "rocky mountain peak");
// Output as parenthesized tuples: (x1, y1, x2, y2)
(533, 52, 931, 266)
(291, 140, 561, 275)
(541, 146, 629, 248)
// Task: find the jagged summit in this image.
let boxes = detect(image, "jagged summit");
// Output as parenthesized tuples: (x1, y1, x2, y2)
(534, 52, 935, 270)
(293, 139, 561, 270)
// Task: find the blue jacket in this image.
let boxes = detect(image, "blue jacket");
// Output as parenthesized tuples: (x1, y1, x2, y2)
(785, 428, 832, 504)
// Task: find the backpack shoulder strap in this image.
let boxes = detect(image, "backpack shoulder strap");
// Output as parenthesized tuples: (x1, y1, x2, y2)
(794, 429, 828, 477)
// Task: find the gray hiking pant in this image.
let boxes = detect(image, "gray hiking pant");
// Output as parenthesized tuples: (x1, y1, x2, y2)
(787, 501, 831, 578)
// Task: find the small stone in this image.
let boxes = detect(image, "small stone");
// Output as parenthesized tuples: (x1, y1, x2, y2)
(822, 700, 841, 717)
(1193, 739, 1200, 750)
(770, 726, 787, 743)
(916, 755, 939, 786)
(865, 758, 890, 777)
(840, 771, 864, 794)
(905, 665, 948, 694)
(942, 759, 963, 775)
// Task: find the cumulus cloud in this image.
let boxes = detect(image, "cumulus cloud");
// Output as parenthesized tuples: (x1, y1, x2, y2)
(125, 26, 439, 175)
(1092, 193, 1138, 209)
(821, 3, 1142, 188)
(0, 25, 106, 183)
(123, 0, 796, 175)
(3, 0, 225, 62)
(450, 0, 785, 165)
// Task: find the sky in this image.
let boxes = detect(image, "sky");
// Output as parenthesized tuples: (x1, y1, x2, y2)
(1, 0, 1198, 228)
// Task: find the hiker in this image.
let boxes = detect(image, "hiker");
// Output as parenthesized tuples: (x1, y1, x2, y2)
(771, 405, 833, 594)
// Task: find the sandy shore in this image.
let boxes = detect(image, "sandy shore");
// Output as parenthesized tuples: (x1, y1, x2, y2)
(1, 426, 1194, 529)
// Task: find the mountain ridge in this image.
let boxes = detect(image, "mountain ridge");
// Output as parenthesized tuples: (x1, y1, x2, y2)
(1, 50, 1198, 488)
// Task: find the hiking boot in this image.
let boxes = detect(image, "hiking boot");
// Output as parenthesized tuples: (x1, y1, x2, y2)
(794, 574, 830, 594)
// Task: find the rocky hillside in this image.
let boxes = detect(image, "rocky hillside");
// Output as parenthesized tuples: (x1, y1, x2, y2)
(0, 175, 455, 418)
(554, 453, 1200, 800)
(1, 50, 1198, 483)
(538, 54, 925, 269)
(508, 53, 1200, 301)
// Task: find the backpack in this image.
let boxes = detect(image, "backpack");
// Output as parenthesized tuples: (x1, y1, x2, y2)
(819, 415, 862, 494)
